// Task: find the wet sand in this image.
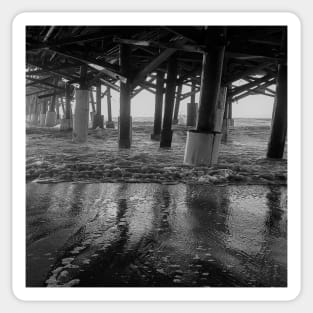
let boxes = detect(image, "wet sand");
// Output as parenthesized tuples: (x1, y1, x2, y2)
(26, 183, 287, 287)
(26, 118, 287, 287)
(26, 118, 287, 185)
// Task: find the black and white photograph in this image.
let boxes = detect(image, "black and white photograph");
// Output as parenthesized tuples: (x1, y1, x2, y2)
(24, 22, 288, 289)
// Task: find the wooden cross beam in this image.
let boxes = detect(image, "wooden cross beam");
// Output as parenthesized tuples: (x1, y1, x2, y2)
(230, 74, 274, 97)
(180, 86, 201, 101)
(137, 84, 156, 95)
(226, 51, 285, 64)
(38, 90, 66, 99)
(131, 38, 188, 88)
(43, 26, 55, 42)
(177, 66, 202, 84)
(27, 32, 112, 51)
(45, 47, 127, 83)
(232, 78, 276, 102)
(226, 62, 272, 84)
(100, 78, 120, 92)
(26, 77, 64, 90)
(131, 76, 156, 98)
(26, 76, 53, 87)
(26, 64, 77, 76)
(244, 77, 276, 96)
(26, 88, 52, 96)
(113, 37, 205, 54)
(26, 61, 79, 81)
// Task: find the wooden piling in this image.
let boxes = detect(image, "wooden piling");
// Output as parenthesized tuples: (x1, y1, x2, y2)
(60, 84, 72, 130)
(187, 81, 198, 127)
(160, 55, 178, 148)
(65, 85, 71, 120)
(151, 71, 164, 140)
(49, 93, 56, 112)
(196, 45, 225, 132)
(267, 63, 287, 159)
(96, 81, 101, 115)
(173, 84, 182, 124)
(184, 28, 226, 166)
(106, 87, 115, 128)
(56, 98, 60, 120)
(72, 65, 89, 142)
(92, 81, 104, 128)
(119, 44, 132, 148)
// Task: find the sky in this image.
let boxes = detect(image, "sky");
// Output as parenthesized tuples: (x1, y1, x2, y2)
(99, 86, 275, 119)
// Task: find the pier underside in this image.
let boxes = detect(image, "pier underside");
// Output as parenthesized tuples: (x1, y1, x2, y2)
(25, 24, 288, 289)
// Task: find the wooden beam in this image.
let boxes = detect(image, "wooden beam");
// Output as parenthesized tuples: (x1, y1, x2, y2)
(45, 48, 127, 83)
(131, 76, 156, 98)
(226, 51, 285, 64)
(244, 77, 276, 95)
(38, 90, 65, 99)
(43, 26, 55, 42)
(131, 38, 187, 87)
(226, 62, 271, 84)
(180, 87, 201, 101)
(26, 61, 79, 81)
(99, 78, 120, 92)
(88, 63, 127, 84)
(26, 77, 64, 90)
(232, 78, 276, 101)
(26, 76, 52, 87)
(27, 32, 111, 51)
(113, 37, 205, 54)
(137, 83, 156, 95)
(230, 74, 274, 97)
(26, 64, 77, 76)
(26, 88, 52, 96)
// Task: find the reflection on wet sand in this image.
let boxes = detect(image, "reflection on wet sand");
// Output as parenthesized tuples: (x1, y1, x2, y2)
(26, 183, 287, 287)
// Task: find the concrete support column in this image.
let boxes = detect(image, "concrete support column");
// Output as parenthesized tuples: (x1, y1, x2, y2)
(106, 87, 115, 128)
(267, 63, 287, 159)
(160, 56, 178, 148)
(184, 29, 225, 166)
(92, 81, 104, 129)
(186, 81, 198, 127)
(172, 84, 182, 124)
(151, 71, 164, 140)
(119, 44, 132, 148)
(73, 65, 89, 142)
(73, 89, 89, 142)
(60, 84, 73, 130)
(45, 93, 57, 127)
(39, 99, 47, 126)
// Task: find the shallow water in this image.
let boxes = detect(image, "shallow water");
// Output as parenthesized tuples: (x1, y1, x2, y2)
(26, 119, 287, 185)
(26, 182, 287, 287)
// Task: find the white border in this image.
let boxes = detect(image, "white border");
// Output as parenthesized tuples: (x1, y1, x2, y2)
(12, 12, 301, 301)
